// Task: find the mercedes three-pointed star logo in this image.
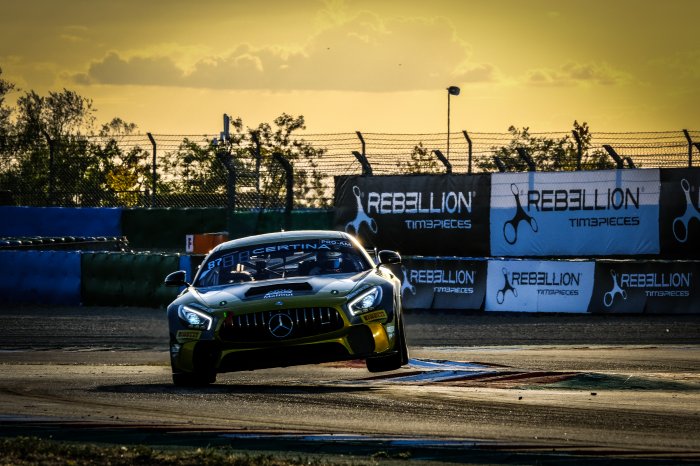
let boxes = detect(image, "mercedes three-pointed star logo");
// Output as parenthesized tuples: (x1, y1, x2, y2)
(268, 313, 294, 338)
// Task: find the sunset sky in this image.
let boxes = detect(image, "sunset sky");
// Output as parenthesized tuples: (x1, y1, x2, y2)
(1, 0, 698, 135)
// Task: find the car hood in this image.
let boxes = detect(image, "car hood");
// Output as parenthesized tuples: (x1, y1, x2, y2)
(189, 271, 373, 311)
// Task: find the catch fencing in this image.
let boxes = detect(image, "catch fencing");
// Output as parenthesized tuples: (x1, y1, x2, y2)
(0, 129, 698, 209)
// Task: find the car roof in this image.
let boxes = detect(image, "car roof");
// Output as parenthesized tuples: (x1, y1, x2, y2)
(210, 230, 356, 254)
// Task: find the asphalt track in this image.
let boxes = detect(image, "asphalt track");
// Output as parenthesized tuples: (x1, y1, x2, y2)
(1, 306, 699, 465)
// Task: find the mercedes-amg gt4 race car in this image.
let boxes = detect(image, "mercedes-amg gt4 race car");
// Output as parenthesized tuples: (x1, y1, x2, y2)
(164, 230, 408, 386)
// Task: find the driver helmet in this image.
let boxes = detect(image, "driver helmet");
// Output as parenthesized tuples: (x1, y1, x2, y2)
(318, 251, 342, 272)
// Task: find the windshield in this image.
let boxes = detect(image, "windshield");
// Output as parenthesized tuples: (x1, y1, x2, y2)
(194, 237, 373, 288)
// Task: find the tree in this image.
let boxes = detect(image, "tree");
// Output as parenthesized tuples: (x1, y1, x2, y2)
(395, 142, 441, 174)
(250, 113, 327, 209)
(0, 88, 97, 205)
(159, 113, 328, 209)
(158, 137, 228, 207)
(0, 67, 15, 152)
(0, 82, 151, 206)
(92, 118, 150, 206)
(477, 121, 614, 172)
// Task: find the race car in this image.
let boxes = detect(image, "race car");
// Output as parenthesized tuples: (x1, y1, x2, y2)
(164, 230, 408, 386)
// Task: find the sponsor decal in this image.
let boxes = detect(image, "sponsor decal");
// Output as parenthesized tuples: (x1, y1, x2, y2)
(505, 183, 642, 245)
(360, 310, 388, 323)
(497, 267, 583, 303)
(335, 175, 490, 256)
(592, 260, 700, 313)
(496, 267, 518, 304)
(603, 270, 628, 307)
(491, 171, 660, 256)
(486, 260, 595, 313)
(268, 313, 294, 338)
(394, 258, 487, 310)
(344, 185, 477, 234)
(400, 265, 417, 298)
(503, 184, 538, 244)
(263, 289, 294, 299)
(408, 267, 476, 295)
(206, 240, 348, 271)
(345, 186, 378, 235)
(672, 178, 700, 243)
(604, 268, 692, 307)
(176, 330, 202, 342)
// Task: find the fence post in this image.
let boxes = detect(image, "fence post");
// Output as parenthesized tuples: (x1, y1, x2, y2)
(250, 131, 262, 209)
(214, 142, 236, 213)
(603, 145, 636, 168)
(352, 131, 372, 175)
(516, 147, 536, 172)
(432, 149, 452, 174)
(493, 155, 507, 172)
(41, 130, 55, 206)
(683, 129, 693, 167)
(572, 130, 582, 171)
(147, 132, 157, 207)
(272, 152, 293, 230)
(462, 130, 472, 174)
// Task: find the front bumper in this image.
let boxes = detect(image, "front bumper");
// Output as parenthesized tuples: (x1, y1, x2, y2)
(170, 314, 395, 374)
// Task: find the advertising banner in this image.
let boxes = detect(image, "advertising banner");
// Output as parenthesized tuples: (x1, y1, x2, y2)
(485, 259, 595, 313)
(392, 257, 487, 310)
(334, 175, 491, 256)
(589, 260, 700, 313)
(659, 168, 700, 258)
(490, 169, 660, 256)
(0, 206, 122, 237)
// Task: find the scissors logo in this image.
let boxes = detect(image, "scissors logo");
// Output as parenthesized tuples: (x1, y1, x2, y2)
(672, 179, 700, 243)
(345, 186, 378, 235)
(496, 267, 518, 304)
(503, 184, 538, 245)
(603, 269, 627, 307)
(400, 266, 417, 298)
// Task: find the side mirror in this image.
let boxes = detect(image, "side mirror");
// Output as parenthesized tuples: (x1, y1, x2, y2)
(377, 250, 401, 265)
(164, 270, 190, 287)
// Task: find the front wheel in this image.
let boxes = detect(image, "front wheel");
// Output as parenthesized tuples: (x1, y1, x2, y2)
(172, 369, 216, 387)
(170, 340, 218, 386)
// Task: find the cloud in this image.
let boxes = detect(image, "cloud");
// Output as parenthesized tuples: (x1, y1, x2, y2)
(525, 62, 629, 87)
(78, 52, 185, 86)
(73, 13, 498, 92)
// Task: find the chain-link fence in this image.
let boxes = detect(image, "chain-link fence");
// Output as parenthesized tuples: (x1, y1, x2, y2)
(0, 129, 698, 209)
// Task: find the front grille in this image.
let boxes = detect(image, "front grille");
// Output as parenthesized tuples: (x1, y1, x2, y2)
(219, 307, 344, 342)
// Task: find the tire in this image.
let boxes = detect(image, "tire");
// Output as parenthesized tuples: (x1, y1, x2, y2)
(172, 369, 216, 387)
(398, 314, 410, 366)
(365, 315, 409, 373)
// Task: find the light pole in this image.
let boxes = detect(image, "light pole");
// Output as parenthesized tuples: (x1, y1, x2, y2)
(446, 86, 460, 158)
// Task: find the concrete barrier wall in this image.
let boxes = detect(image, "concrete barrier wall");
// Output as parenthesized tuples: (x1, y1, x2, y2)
(0, 250, 81, 305)
(81, 252, 181, 307)
(121, 207, 228, 249)
(0, 249, 696, 312)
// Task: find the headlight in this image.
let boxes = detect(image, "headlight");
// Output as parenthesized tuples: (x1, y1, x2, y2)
(178, 304, 213, 330)
(348, 286, 382, 315)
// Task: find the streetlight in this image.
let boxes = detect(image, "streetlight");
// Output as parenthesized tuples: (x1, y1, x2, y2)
(446, 86, 460, 158)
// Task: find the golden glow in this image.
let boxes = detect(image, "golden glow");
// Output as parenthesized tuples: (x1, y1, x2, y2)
(1, 0, 698, 134)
